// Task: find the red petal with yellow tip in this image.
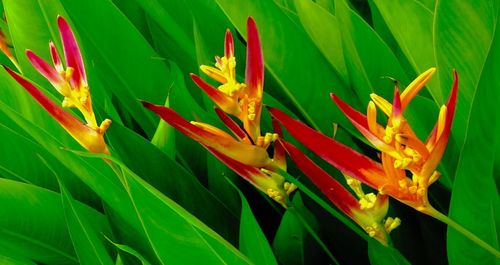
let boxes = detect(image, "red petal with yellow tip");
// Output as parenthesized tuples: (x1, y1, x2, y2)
(330, 93, 397, 156)
(57, 16, 86, 87)
(26, 50, 63, 86)
(190, 73, 239, 114)
(3, 66, 106, 153)
(279, 139, 359, 216)
(214, 107, 249, 142)
(421, 70, 458, 178)
(268, 107, 387, 189)
(224, 29, 234, 58)
(245, 17, 264, 100)
(206, 146, 268, 188)
(143, 102, 272, 168)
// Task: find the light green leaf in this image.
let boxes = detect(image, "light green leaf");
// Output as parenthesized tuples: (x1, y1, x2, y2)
(448, 4, 500, 263)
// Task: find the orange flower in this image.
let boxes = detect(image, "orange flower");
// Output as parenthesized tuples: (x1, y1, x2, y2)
(4, 16, 110, 154)
(269, 69, 458, 212)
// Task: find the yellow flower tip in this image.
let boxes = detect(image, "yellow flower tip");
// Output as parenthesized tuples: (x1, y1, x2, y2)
(384, 217, 401, 233)
(96, 119, 112, 134)
(256, 132, 278, 149)
(401, 67, 437, 107)
(359, 193, 377, 210)
(367, 101, 378, 134)
(284, 182, 298, 195)
(200, 65, 227, 84)
(370, 93, 392, 117)
(265, 187, 287, 207)
(428, 171, 441, 185)
(436, 105, 448, 140)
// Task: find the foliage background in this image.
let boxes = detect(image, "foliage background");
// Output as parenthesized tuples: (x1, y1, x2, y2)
(0, 0, 498, 264)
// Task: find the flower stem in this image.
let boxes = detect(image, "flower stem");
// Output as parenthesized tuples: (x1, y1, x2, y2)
(424, 207, 500, 259)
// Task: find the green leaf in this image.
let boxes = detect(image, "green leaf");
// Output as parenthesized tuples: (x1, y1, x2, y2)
(434, 0, 497, 147)
(228, 181, 278, 265)
(370, 0, 438, 99)
(294, 0, 349, 84)
(55, 175, 114, 265)
(367, 239, 411, 265)
(448, 5, 500, 264)
(335, 0, 409, 100)
(105, 237, 153, 265)
(273, 198, 305, 265)
(0, 178, 108, 264)
(0, 252, 36, 265)
(84, 152, 253, 264)
(106, 122, 239, 241)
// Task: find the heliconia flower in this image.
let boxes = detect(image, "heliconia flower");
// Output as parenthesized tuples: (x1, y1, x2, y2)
(279, 139, 400, 244)
(0, 29, 21, 70)
(192, 17, 263, 142)
(268, 69, 458, 212)
(3, 16, 110, 154)
(142, 102, 295, 207)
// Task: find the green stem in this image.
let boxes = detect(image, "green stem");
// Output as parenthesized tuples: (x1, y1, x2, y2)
(425, 207, 500, 259)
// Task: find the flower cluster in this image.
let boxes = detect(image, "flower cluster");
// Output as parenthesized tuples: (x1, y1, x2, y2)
(143, 18, 296, 207)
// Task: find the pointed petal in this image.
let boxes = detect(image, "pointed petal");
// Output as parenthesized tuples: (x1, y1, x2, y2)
(421, 70, 458, 179)
(199, 65, 227, 84)
(26, 50, 64, 87)
(214, 107, 251, 143)
(49, 41, 63, 72)
(57, 16, 86, 87)
(244, 17, 264, 140)
(206, 146, 287, 206)
(143, 102, 272, 167)
(190, 73, 240, 114)
(190, 121, 235, 140)
(370, 93, 392, 116)
(272, 118, 286, 170)
(268, 107, 387, 189)
(401, 68, 436, 109)
(224, 29, 234, 58)
(4, 66, 106, 153)
(245, 17, 264, 100)
(280, 140, 359, 216)
(331, 93, 400, 158)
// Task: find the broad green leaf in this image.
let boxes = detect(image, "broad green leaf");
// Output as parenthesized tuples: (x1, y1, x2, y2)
(106, 122, 239, 241)
(294, 0, 349, 84)
(0, 99, 251, 264)
(371, 0, 438, 100)
(229, 182, 278, 265)
(0, 178, 108, 265)
(56, 178, 114, 265)
(215, 0, 361, 136)
(0, 252, 36, 265)
(448, 5, 500, 263)
(0, 119, 103, 208)
(273, 196, 306, 265)
(273, 193, 338, 265)
(368, 239, 411, 265)
(105, 237, 153, 265)
(435, 0, 497, 147)
(86, 152, 253, 265)
(335, 0, 408, 102)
